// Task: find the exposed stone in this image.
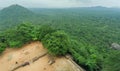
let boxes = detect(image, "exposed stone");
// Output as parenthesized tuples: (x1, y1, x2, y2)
(111, 43, 120, 50)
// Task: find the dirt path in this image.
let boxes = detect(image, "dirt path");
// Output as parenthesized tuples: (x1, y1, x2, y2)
(0, 41, 84, 71)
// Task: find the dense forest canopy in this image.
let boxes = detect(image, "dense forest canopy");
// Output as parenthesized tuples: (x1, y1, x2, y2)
(0, 5, 120, 71)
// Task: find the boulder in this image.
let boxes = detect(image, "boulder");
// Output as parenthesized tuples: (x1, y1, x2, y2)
(111, 43, 120, 50)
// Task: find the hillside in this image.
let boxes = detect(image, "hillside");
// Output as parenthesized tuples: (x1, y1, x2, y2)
(0, 4, 34, 18)
(0, 4, 35, 31)
(0, 41, 84, 71)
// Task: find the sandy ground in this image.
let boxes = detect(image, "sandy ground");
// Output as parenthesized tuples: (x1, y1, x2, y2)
(0, 41, 84, 71)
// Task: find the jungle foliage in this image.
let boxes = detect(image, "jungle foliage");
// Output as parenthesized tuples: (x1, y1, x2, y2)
(0, 23, 70, 57)
(42, 31, 70, 56)
(0, 5, 120, 71)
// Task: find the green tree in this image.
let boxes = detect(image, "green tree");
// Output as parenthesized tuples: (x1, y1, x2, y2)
(16, 23, 38, 41)
(37, 25, 56, 40)
(42, 31, 70, 56)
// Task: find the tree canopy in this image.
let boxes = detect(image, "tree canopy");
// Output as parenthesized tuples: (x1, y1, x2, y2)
(42, 31, 70, 56)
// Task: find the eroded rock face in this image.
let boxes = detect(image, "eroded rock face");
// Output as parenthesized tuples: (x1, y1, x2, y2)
(111, 43, 120, 50)
(0, 41, 85, 71)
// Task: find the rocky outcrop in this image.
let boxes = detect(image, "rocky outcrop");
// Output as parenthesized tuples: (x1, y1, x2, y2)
(111, 43, 120, 50)
(0, 41, 85, 71)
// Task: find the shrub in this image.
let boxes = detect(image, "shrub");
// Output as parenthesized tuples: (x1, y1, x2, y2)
(0, 43, 7, 53)
(42, 31, 70, 56)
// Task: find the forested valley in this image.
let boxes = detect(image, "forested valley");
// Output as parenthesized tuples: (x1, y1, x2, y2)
(0, 5, 120, 71)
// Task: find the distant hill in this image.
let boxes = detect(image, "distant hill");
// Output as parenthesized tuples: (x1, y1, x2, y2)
(0, 4, 34, 19)
(0, 4, 120, 31)
(0, 4, 35, 31)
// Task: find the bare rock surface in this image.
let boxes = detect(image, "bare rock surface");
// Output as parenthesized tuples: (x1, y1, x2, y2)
(0, 41, 84, 71)
(111, 43, 120, 50)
